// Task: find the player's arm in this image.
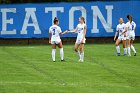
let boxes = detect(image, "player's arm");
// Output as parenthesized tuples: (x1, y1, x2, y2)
(134, 23, 136, 31)
(68, 27, 78, 33)
(49, 31, 52, 43)
(114, 31, 118, 41)
(61, 27, 78, 35)
(61, 31, 68, 35)
(58, 27, 68, 35)
(114, 26, 119, 41)
(121, 27, 127, 35)
(121, 24, 128, 35)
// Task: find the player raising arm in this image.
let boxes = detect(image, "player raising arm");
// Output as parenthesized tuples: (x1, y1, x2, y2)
(114, 18, 127, 56)
(49, 17, 67, 62)
(66, 16, 86, 62)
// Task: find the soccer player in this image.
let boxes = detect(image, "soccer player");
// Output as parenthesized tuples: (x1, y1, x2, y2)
(66, 16, 86, 62)
(114, 18, 127, 56)
(49, 17, 67, 62)
(125, 15, 137, 56)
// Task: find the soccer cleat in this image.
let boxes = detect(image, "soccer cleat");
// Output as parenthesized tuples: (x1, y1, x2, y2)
(61, 60, 65, 62)
(116, 53, 120, 56)
(78, 59, 84, 62)
(128, 54, 131, 56)
(134, 53, 136, 56)
(53, 61, 56, 62)
(123, 54, 127, 56)
(78, 59, 81, 62)
(81, 60, 84, 62)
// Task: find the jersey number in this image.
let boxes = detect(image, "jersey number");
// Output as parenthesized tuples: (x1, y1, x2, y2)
(53, 29, 55, 35)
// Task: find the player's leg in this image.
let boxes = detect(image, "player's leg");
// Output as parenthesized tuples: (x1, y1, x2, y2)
(127, 39, 131, 56)
(123, 34, 127, 56)
(51, 42, 56, 62)
(58, 41, 64, 61)
(79, 43, 84, 62)
(74, 43, 81, 60)
(130, 39, 136, 56)
(122, 38, 127, 56)
(115, 39, 121, 56)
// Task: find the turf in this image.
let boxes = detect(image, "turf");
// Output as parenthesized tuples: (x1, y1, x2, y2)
(0, 44, 140, 93)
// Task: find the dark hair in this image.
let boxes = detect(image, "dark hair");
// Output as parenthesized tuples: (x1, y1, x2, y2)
(53, 17, 59, 24)
(127, 15, 132, 23)
(80, 16, 85, 23)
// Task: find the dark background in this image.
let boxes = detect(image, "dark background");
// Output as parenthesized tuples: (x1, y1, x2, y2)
(0, 0, 133, 4)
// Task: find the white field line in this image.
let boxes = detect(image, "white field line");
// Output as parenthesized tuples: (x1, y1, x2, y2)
(8, 47, 35, 48)
(0, 81, 43, 85)
(0, 81, 132, 88)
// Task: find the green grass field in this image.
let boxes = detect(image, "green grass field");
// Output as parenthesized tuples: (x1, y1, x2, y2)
(0, 44, 140, 93)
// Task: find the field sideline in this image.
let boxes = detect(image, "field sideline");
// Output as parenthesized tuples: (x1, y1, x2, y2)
(0, 44, 140, 93)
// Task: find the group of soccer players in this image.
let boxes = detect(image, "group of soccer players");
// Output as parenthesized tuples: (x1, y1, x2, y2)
(114, 15, 137, 56)
(49, 17, 86, 62)
(48, 15, 137, 62)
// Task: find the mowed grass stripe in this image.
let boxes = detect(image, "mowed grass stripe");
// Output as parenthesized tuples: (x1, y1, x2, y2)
(0, 44, 139, 93)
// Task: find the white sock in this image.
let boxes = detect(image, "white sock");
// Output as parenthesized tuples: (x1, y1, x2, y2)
(128, 47, 131, 56)
(60, 48, 64, 60)
(116, 46, 120, 54)
(52, 49, 56, 61)
(81, 52, 84, 61)
(131, 45, 136, 53)
(77, 51, 81, 59)
(124, 48, 127, 55)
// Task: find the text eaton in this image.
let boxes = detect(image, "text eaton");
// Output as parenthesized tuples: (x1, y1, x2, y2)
(0, 6, 113, 35)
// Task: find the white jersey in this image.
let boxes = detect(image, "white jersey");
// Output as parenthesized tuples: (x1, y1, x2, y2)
(77, 23, 86, 39)
(116, 23, 126, 37)
(75, 23, 86, 44)
(49, 25, 62, 41)
(126, 21, 136, 36)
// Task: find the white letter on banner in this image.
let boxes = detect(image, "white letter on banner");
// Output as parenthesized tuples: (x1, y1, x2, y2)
(21, 8, 41, 34)
(69, 6, 86, 30)
(1, 8, 16, 34)
(91, 5, 113, 33)
(45, 7, 64, 25)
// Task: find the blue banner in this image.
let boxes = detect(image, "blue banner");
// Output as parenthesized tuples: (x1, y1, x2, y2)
(0, 1, 140, 38)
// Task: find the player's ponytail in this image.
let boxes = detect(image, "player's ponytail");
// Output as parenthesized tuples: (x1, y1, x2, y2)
(127, 15, 132, 23)
(53, 17, 59, 24)
(80, 16, 85, 24)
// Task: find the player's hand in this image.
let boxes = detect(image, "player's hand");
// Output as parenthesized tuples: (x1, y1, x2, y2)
(65, 30, 68, 33)
(114, 37, 116, 41)
(62, 30, 68, 35)
(49, 40, 51, 44)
